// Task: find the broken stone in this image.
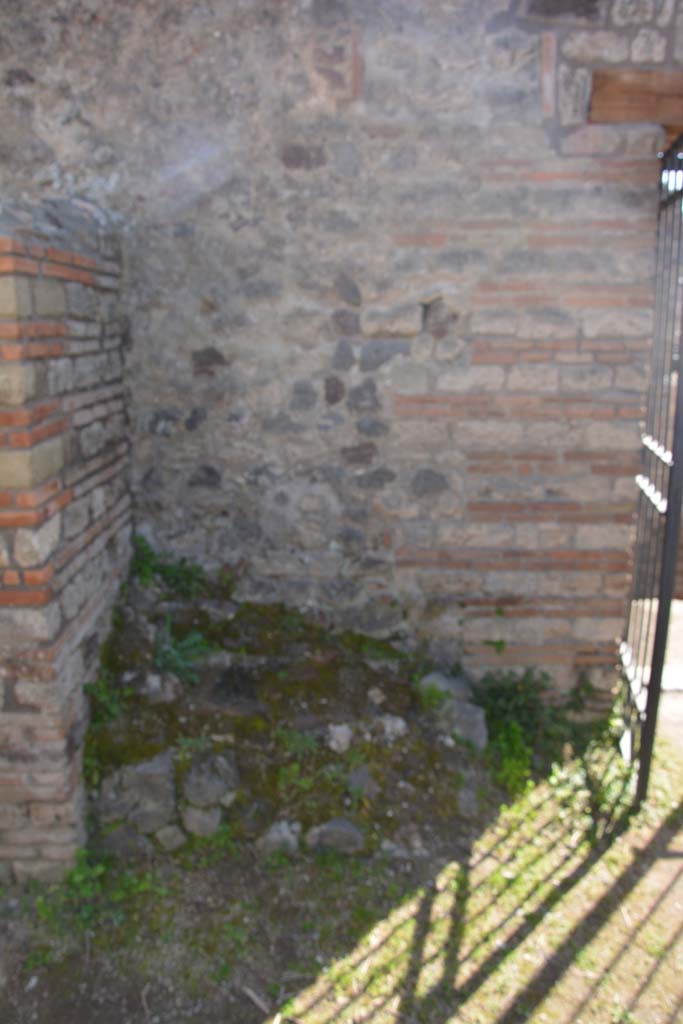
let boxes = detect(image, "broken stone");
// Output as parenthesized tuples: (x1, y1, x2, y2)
(356, 416, 388, 437)
(98, 752, 176, 835)
(611, 0, 655, 25)
(417, 671, 472, 703)
(332, 309, 360, 334)
(379, 715, 408, 743)
(332, 338, 355, 370)
(393, 824, 429, 859)
(360, 302, 422, 337)
(359, 338, 410, 372)
(140, 671, 182, 704)
(290, 379, 317, 411)
(347, 379, 380, 413)
(324, 376, 345, 404)
(334, 271, 362, 307)
(191, 346, 227, 376)
(182, 751, 240, 808)
(327, 723, 353, 754)
(562, 30, 628, 62)
(558, 64, 591, 127)
(341, 442, 377, 465)
(458, 786, 479, 820)
(354, 467, 395, 490)
(631, 27, 666, 61)
(257, 820, 301, 856)
(181, 804, 223, 837)
(281, 143, 326, 170)
(416, 671, 488, 750)
(348, 765, 380, 801)
(423, 296, 459, 340)
(155, 824, 187, 852)
(439, 701, 489, 752)
(306, 817, 364, 854)
(188, 464, 221, 488)
(101, 824, 155, 861)
(411, 468, 449, 498)
(380, 839, 411, 860)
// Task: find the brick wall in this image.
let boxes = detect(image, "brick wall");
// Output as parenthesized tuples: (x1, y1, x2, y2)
(0, 3, 673, 737)
(0, 200, 130, 882)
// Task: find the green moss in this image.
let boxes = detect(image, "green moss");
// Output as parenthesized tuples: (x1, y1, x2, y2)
(336, 630, 407, 663)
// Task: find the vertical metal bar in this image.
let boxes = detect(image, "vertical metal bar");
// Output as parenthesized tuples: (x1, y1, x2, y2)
(636, 366, 683, 803)
(621, 135, 683, 796)
(637, 189, 679, 688)
(628, 166, 670, 686)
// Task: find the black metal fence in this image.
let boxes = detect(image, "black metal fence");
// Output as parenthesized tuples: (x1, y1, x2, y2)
(620, 136, 683, 804)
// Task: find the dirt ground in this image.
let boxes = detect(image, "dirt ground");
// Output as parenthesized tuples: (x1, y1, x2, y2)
(0, 581, 682, 1024)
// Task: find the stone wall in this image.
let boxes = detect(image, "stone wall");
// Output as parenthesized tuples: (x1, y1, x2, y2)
(0, 2, 677, 695)
(0, 200, 129, 881)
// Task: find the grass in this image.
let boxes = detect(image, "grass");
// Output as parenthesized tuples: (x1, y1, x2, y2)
(12, 736, 683, 1024)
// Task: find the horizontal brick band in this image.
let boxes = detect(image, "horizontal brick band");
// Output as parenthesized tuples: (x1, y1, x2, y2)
(395, 393, 643, 421)
(463, 596, 625, 618)
(464, 640, 618, 667)
(0, 237, 116, 277)
(0, 488, 72, 527)
(0, 401, 60, 429)
(466, 501, 634, 523)
(0, 587, 53, 607)
(0, 342, 65, 360)
(396, 547, 631, 572)
(5, 417, 68, 449)
(465, 453, 640, 477)
(41, 262, 96, 286)
(0, 321, 67, 340)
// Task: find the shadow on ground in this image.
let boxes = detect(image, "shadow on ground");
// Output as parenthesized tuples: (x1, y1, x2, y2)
(1, 578, 682, 1024)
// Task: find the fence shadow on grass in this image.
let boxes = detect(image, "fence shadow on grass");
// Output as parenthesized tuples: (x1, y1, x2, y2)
(275, 747, 683, 1024)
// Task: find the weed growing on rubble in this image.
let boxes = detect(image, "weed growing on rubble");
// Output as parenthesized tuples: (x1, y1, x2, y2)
(84, 669, 133, 725)
(154, 615, 214, 685)
(473, 669, 598, 796)
(131, 535, 207, 599)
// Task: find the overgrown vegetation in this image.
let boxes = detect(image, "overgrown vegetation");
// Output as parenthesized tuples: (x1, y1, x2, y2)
(7, 538, 681, 1023)
(473, 669, 600, 795)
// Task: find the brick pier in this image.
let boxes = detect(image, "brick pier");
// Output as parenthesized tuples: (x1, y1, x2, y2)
(0, 202, 130, 882)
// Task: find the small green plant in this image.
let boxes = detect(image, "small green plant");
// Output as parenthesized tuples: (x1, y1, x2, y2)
(473, 668, 595, 795)
(34, 850, 164, 934)
(154, 616, 213, 685)
(486, 720, 532, 795)
(183, 824, 237, 869)
(274, 726, 318, 759)
(176, 734, 211, 757)
(415, 681, 447, 713)
(484, 638, 507, 655)
(84, 669, 133, 725)
(131, 535, 207, 599)
(277, 762, 315, 793)
(264, 849, 293, 871)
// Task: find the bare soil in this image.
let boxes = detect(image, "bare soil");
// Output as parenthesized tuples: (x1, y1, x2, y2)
(1, 584, 681, 1024)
